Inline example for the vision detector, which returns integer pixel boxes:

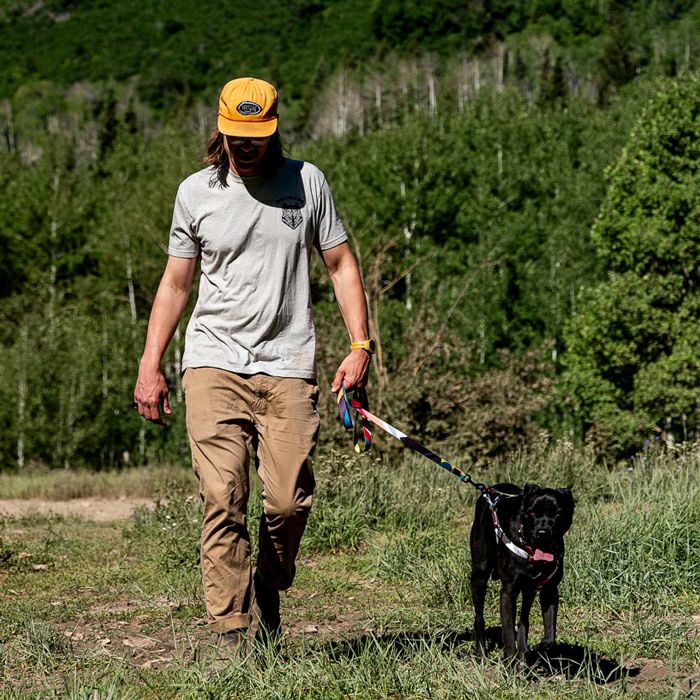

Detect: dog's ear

[556,488,575,534]
[523,483,540,499]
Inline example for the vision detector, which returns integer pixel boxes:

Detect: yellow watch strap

[351,339,375,353]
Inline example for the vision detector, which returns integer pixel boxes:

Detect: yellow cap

[217,77,278,138]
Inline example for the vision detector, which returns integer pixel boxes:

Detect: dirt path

[0,497,154,521]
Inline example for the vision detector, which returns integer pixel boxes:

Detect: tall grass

[129,441,700,616]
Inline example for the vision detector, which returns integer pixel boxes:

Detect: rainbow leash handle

[337,385,372,453]
[337,383,486,492]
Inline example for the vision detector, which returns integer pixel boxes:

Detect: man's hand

[331,349,371,393]
[133,364,171,425]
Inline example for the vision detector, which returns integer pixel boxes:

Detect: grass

[0,464,194,500]
[0,442,698,697]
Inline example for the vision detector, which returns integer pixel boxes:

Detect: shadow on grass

[322,628,640,685]
[525,642,640,684]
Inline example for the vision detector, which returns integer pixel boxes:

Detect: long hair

[204,130,285,187]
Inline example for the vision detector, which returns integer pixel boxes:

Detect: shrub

[560,72,700,456]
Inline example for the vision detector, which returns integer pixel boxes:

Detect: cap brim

[217,114,278,137]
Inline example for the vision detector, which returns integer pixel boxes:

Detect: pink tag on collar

[532,549,555,562]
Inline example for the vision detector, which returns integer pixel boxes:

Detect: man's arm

[134,255,198,423]
[321,241,371,392]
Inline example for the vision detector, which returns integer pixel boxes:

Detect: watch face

[368,339,376,353]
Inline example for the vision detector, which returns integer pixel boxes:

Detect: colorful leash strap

[337,385,372,453]
[337,383,486,492]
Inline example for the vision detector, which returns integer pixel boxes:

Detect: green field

[1,444,697,698]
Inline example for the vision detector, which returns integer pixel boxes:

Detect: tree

[560,72,700,456]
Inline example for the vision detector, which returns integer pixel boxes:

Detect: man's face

[224,135,271,177]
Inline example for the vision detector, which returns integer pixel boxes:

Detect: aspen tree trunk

[411,59,419,112]
[357,85,364,136]
[457,57,468,111]
[653,38,661,68]
[139,419,146,464]
[64,373,77,469]
[47,170,61,466]
[336,71,347,137]
[479,318,486,365]
[198,102,207,141]
[5,101,15,153]
[49,218,58,326]
[17,326,27,470]
[427,74,436,116]
[375,83,383,128]
[426,55,437,117]
[401,66,409,117]
[102,322,109,399]
[400,179,417,311]
[568,64,579,97]
[497,45,505,92]
[125,234,137,324]
[684,27,690,68]
[361,236,389,405]
[550,252,561,363]
[48,171,61,329]
[123,231,145,460]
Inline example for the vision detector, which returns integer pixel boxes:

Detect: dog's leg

[470,567,490,658]
[540,583,559,648]
[517,587,536,660]
[499,580,518,661]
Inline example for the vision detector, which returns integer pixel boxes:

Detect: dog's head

[521,483,574,547]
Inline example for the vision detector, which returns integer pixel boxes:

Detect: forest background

[0,0,699,472]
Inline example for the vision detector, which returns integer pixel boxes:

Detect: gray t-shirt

[168,160,347,378]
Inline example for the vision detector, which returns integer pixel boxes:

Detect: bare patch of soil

[628,658,699,694]
[0,498,154,522]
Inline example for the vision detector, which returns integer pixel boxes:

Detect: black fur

[470,482,574,662]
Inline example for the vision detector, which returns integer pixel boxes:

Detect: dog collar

[483,492,555,564]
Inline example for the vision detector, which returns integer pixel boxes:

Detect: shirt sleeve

[315,178,348,251]
[167,184,200,258]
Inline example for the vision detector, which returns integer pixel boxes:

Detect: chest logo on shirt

[276,195,305,230]
[282,209,303,229]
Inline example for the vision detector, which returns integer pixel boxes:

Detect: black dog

[470,482,574,662]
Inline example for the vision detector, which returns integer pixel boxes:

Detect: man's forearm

[329,257,369,342]
[139,282,191,371]
[322,242,371,390]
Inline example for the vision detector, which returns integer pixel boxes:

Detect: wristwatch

[351,339,376,354]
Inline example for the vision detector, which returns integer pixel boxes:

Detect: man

[133,77,372,651]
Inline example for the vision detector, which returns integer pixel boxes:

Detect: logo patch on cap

[237,101,263,116]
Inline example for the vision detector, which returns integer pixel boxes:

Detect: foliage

[0,73,664,469]
[0,0,698,135]
[0,0,698,465]
[560,73,700,456]
[0,0,376,134]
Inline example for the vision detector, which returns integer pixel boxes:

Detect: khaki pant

[182,367,320,633]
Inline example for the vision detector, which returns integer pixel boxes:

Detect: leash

[337,384,557,577]
[337,384,487,493]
